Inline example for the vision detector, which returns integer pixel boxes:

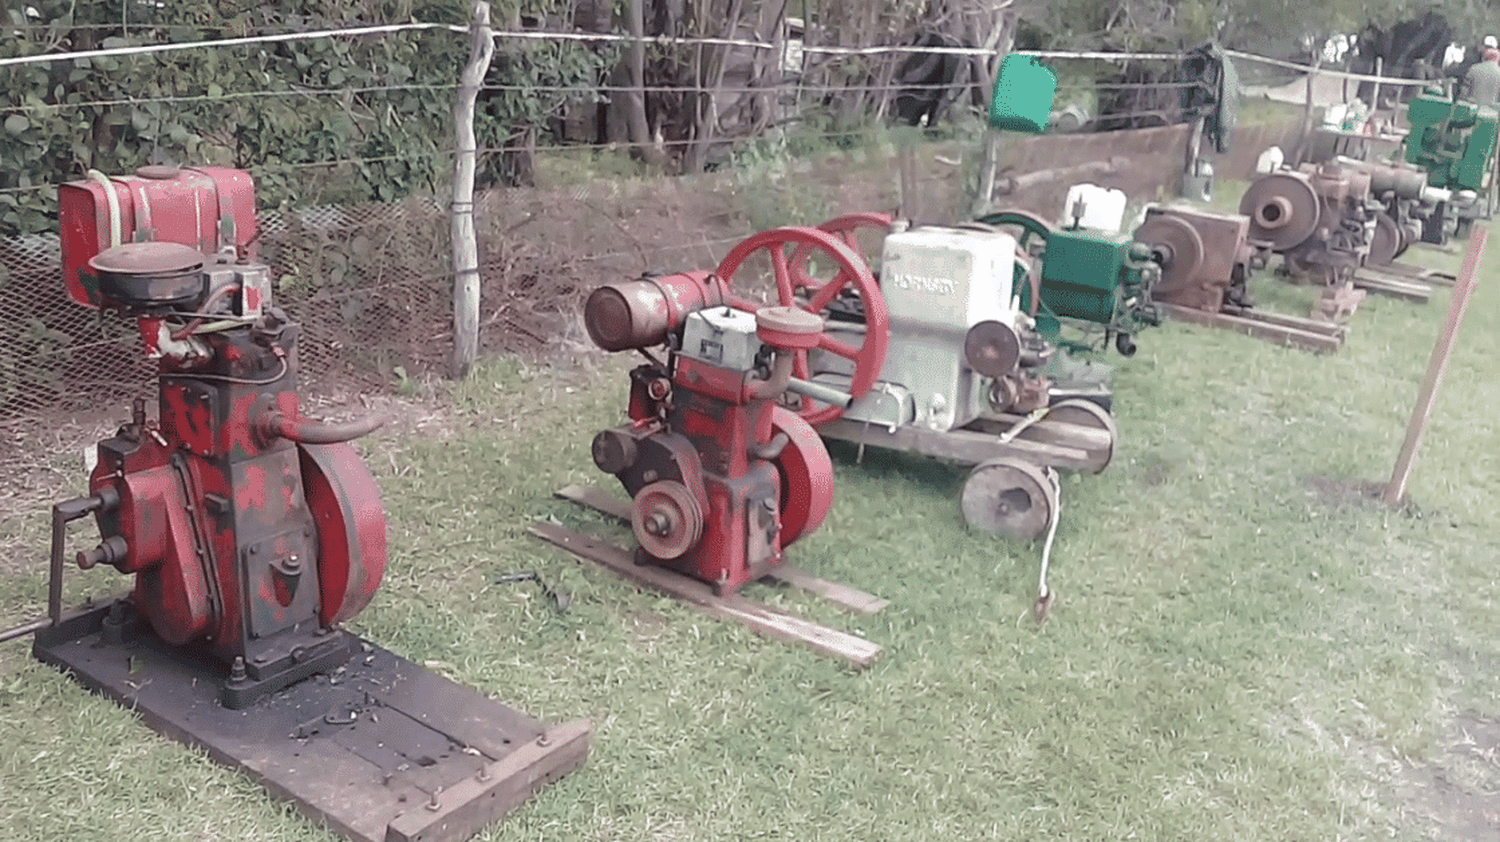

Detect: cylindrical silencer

[584,270,724,351]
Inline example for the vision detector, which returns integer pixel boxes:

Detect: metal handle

[784,377,854,409]
[0,490,112,643]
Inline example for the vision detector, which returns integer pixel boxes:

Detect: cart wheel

[1045,399,1117,474]
[960,457,1059,540]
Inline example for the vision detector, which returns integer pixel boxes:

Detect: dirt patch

[1392,714,1500,841]
[1303,474,1413,514]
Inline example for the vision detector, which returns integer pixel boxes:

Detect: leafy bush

[0,0,611,235]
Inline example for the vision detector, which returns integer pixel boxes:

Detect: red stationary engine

[57,166,387,708]
[583,228,885,595]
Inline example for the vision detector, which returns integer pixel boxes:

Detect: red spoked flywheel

[769,405,834,548]
[716,226,889,425]
[793,211,894,287]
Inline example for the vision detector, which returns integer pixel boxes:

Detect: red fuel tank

[58,166,257,307]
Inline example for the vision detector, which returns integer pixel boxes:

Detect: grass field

[1,190,1497,841]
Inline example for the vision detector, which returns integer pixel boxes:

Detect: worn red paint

[587,250,837,595]
[62,167,387,704]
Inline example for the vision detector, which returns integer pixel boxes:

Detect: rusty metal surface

[33,601,589,842]
[1240,170,1322,250]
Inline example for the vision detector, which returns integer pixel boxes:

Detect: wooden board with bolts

[33,604,590,842]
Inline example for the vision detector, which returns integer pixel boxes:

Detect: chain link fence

[0,33,1333,441]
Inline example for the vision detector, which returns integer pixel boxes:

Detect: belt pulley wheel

[631,480,703,560]
[769,406,834,548]
[1239,171,1321,252]
[960,457,1059,540]
[299,442,388,626]
[1134,213,1205,297]
[964,320,1023,378]
[1367,210,1403,267]
[974,209,1053,316]
[1042,399,1117,474]
[717,227,889,426]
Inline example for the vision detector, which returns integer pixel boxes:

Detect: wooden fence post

[1383,226,1488,505]
[450,0,494,379]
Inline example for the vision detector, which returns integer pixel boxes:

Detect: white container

[1063,183,1127,232]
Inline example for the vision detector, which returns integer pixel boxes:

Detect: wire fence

[0,22,1393,440]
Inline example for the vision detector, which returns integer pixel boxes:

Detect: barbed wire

[0,75,1210,118]
[0,20,1439,87]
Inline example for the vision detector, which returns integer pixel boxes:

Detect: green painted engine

[974,209,1161,356]
[1405,92,1499,191]
[1403,90,1499,242]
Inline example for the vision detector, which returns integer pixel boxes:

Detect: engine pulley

[1239,171,1321,251]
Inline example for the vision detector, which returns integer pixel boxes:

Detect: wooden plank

[1222,306,1349,337]
[1384,227,1487,505]
[767,565,890,615]
[1352,270,1433,303]
[981,414,1116,452]
[34,606,588,842]
[1384,261,1456,286]
[1159,303,1343,353]
[386,719,592,842]
[552,485,889,615]
[818,417,1095,471]
[556,483,631,521]
[528,522,882,669]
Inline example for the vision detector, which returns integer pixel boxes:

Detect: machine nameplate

[889,272,957,296]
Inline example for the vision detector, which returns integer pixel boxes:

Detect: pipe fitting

[257,410,390,445]
[745,350,796,401]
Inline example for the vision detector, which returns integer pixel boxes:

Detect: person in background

[1462,46,1500,106]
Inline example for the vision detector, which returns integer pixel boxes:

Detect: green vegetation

[1,185,1497,838]
[0,0,609,234]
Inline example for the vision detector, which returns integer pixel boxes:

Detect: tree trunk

[450,1,495,380]
[686,0,743,174]
[620,0,666,170]
[970,12,1016,218]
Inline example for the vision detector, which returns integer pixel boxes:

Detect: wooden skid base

[33,603,589,842]
[555,485,890,615]
[817,416,1096,471]
[1381,261,1456,286]
[1160,303,1345,353]
[1352,269,1434,303]
[535,487,884,669]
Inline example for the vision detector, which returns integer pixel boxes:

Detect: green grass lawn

[1,204,1497,840]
